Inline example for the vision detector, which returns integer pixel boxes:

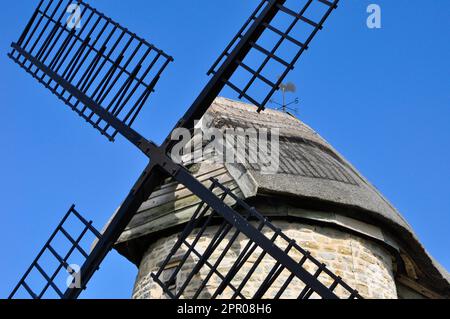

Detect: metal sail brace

[8,0,173,141]
[208,0,339,112]
[8,205,102,299]
[152,178,362,300]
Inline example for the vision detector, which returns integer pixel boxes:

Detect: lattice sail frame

[209,0,338,112]
[9,0,173,141]
[9,205,102,299]
[152,179,361,299]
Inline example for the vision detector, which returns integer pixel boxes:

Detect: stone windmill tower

[114,98,449,299]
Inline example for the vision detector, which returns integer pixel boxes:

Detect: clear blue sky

[0,0,448,299]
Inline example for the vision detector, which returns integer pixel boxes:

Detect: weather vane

[269,81,299,114]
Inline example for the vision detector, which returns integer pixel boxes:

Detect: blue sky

[0,0,448,299]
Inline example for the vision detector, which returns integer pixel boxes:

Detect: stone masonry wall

[132,221,397,299]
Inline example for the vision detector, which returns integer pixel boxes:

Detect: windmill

[7,0,362,299]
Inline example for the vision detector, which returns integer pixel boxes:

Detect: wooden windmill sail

[8,0,362,299]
